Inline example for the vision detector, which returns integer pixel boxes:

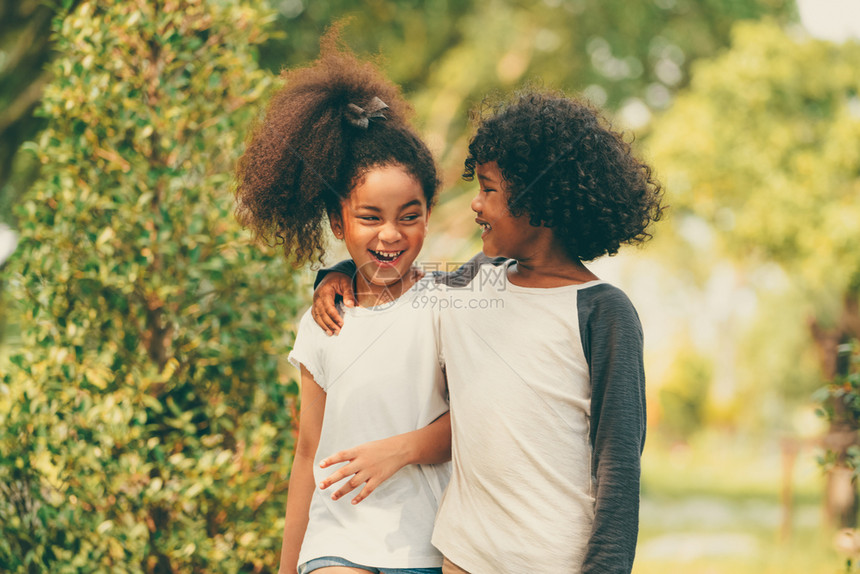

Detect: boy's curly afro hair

[463,90,664,261]
[234,25,439,266]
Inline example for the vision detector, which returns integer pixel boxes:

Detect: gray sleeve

[313,253,506,290]
[435,252,506,287]
[313,259,357,290]
[578,284,646,574]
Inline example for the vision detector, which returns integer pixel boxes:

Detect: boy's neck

[506,240,598,288]
[353,271,416,308]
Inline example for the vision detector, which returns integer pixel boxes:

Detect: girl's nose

[378,223,403,243]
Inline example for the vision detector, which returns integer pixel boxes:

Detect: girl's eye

[359,216,379,221]
[402,214,420,221]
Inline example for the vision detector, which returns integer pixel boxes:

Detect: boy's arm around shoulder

[579,285,646,574]
[312,260,358,335]
[311,252,507,334]
[313,259,357,290]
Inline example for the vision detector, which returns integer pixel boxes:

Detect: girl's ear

[329,213,344,239]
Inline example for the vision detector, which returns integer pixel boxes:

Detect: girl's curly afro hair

[464,90,665,261]
[234,25,439,266]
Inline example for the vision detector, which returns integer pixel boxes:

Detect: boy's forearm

[313,259,356,289]
[582,454,641,573]
[582,391,643,573]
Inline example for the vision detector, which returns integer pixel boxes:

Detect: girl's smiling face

[332,164,429,301]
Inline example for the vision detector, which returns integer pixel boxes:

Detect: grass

[635,430,845,574]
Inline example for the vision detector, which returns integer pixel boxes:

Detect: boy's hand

[312,266,426,335]
[311,272,355,335]
[317,436,409,505]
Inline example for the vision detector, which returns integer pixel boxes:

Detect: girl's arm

[317,411,451,504]
[279,365,326,574]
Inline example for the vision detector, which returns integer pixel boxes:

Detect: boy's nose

[470,194,482,213]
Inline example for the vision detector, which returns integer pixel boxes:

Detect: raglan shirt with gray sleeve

[314,254,645,573]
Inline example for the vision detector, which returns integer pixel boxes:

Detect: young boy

[310,89,664,573]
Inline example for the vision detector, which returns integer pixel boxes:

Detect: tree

[648,19,860,527]
[0,0,83,342]
[0,1,302,571]
[264,0,798,265]
[0,0,83,214]
[255,1,797,213]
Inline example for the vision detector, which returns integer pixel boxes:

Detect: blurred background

[1,0,859,572]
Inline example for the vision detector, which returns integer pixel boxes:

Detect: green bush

[0,1,302,571]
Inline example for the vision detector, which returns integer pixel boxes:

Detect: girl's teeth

[373,250,403,261]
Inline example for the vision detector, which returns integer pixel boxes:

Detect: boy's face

[471,161,548,260]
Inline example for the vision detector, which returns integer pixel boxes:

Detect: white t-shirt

[288,276,450,569]
[431,263,599,574]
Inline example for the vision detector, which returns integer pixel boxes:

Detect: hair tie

[345,96,389,129]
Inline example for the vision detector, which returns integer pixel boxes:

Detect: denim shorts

[298,556,442,574]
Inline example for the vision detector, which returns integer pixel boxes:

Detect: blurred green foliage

[251,0,796,182]
[649,19,860,299]
[0,0,82,215]
[815,341,860,470]
[0,0,835,570]
[0,1,301,571]
[649,20,860,416]
[658,345,713,439]
[816,342,860,429]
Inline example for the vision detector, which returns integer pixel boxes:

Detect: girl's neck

[353,269,417,308]
[506,241,598,288]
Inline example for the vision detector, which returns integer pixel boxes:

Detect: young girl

[234,30,451,574]
[312,90,664,574]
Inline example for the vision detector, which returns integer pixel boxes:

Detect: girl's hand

[311,272,355,335]
[317,436,409,504]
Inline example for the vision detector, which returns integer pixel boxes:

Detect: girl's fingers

[331,475,363,501]
[318,468,349,490]
[351,481,376,505]
[318,469,345,491]
[319,450,351,468]
[318,451,355,489]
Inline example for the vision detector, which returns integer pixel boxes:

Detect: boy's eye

[359,215,379,221]
[402,214,420,221]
